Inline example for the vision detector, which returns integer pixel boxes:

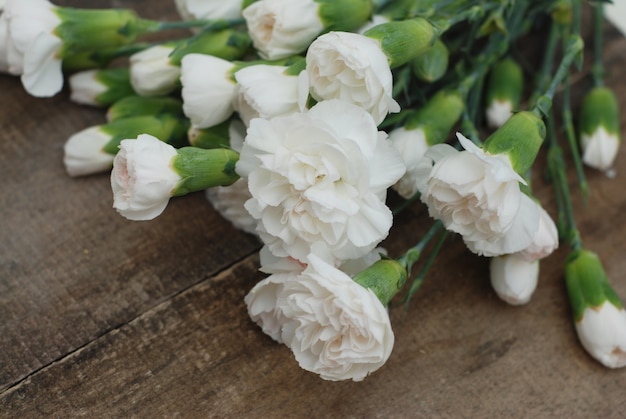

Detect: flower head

[175,0,244,21]
[236,99,405,263]
[490,254,539,305]
[63,126,116,177]
[245,253,394,381]
[129,44,180,97]
[415,133,539,257]
[68,68,134,107]
[233,63,309,126]
[581,126,620,172]
[180,53,237,129]
[306,31,399,125]
[111,134,181,221]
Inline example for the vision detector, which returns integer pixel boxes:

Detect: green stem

[531,34,583,118]
[403,228,449,308]
[562,75,589,203]
[532,21,560,104]
[397,220,444,274]
[144,18,245,33]
[592,1,605,87]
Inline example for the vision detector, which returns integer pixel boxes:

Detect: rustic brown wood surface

[2,1,626,417]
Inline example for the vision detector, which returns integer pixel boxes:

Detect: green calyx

[92,68,134,106]
[101,114,188,155]
[404,90,464,145]
[565,249,623,322]
[188,120,232,149]
[171,148,240,196]
[55,8,155,57]
[363,17,435,68]
[579,86,621,137]
[486,57,523,106]
[482,111,546,175]
[352,257,407,306]
[107,96,184,122]
[317,0,373,33]
[410,38,449,82]
[168,29,251,66]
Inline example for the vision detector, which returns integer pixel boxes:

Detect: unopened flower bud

[482,110,546,176]
[409,38,449,82]
[352,257,407,306]
[490,254,539,305]
[565,249,626,368]
[69,68,134,107]
[485,58,523,128]
[579,87,621,171]
[363,17,436,68]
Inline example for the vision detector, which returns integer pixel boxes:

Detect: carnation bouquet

[2,0,626,382]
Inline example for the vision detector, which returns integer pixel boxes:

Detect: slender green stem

[531,22,560,104]
[397,220,444,274]
[592,1,605,87]
[392,191,422,216]
[562,76,589,203]
[145,18,245,32]
[403,228,449,308]
[531,34,583,118]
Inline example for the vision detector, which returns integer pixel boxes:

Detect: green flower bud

[172,147,240,195]
[551,0,572,26]
[169,29,252,66]
[486,58,523,109]
[101,114,189,155]
[69,68,134,107]
[409,38,449,82]
[579,86,621,137]
[352,257,407,306]
[317,0,373,33]
[106,96,184,122]
[363,17,436,68]
[482,111,546,175]
[565,249,623,322]
[54,8,155,57]
[404,90,464,145]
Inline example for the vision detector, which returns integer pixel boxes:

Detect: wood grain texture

[1,1,626,417]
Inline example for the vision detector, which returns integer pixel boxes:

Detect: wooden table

[2,1,626,417]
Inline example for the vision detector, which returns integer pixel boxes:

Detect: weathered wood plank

[0,0,260,391]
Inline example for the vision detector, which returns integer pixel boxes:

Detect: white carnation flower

[306,31,400,125]
[242,0,324,60]
[416,133,539,257]
[245,254,394,381]
[389,126,429,199]
[517,203,558,262]
[236,99,405,263]
[63,126,114,177]
[129,45,180,97]
[180,53,237,129]
[4,0,63,96]
[206,178,257,235]
[175,0,244,21]
[233,64,309,126]
[581,126,620,172]
[576,302,626,368]
[490,254,539,305]
[68,70,108,106]
[0,15,11,73]
[111,134,181,221]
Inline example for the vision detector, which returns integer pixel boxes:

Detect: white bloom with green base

[130,44,180,97]
[63,126,115,177]
[111,134,181,221]
[69,70,110,106]
[581,126,620,172]
[415,133,539,257]
[233,64,309,126]
[490,254,539,305]
[175,0,244,21]
[245,253,394,381]
[306,31,399,125]
[69,68,134,107]
[566,249,626,369]
[180,53,237,129]
[236,99,405,263]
